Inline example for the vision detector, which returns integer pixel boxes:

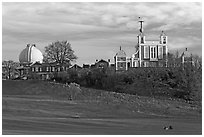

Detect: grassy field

[2,80,202,135]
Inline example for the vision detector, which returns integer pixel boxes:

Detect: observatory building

[115,17,168,71]
[19,44,43,64]
[17,44,70,80]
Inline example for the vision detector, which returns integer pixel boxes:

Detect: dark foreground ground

[2,80,202,135]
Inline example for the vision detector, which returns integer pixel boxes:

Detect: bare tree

[43,41,77,66]
[2,60,19,79]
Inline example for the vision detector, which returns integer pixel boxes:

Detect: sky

[2,2,202,66]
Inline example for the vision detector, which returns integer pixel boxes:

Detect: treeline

[53,63,202,102]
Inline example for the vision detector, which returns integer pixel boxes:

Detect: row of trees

[53,62,201,102]
[47,41,201,102]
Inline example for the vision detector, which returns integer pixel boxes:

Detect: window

[151,47,154,58]
[99,63,104,68]
[52,67,55,72]
[35,67,38,72]
[144,46,149,59]
[144,62,149,67]
[117,57,126,61]
[119,63,125,68]
[46,67,49,72]
[163,46,166,56]
[32,67,35,72]
[141,37,144,43]
[150,46,157,59]
[154,47,156,58]
[39,67,42,72]
[163,37,166,44]
[158,46,163,59]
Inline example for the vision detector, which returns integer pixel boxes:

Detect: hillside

[2,80,202,134]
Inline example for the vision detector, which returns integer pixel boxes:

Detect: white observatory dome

[19,44,43,64]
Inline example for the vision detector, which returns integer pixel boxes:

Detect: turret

[138,17,145,44]
[160,30,167,44]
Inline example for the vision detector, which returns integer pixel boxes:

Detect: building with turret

[115,17,168,71]
[114,46,128,71]
[131,17,168,68]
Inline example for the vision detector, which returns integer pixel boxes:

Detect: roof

[96,59,109,64]
[19,44,43,64]
[181,48,192,58]
[83,64,90,68]
[30,62,42,66]
[115,47,126,57]
[70,64,82,69]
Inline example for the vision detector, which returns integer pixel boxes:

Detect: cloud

[2,2,202,65]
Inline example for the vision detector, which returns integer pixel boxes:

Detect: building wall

[18,62,70,80]
[115,56,127,71]
[133,41,168,68]
[95,61,109,69]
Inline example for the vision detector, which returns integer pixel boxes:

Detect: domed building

[114,46,128,71]
[17,44,44,79]
[17,44,71,80]
[180,48,194,68]
[19,44,43,64]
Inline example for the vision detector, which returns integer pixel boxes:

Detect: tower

[138,17,145,44]
[160,30,168,44]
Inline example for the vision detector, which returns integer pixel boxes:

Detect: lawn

[2,80,202,135]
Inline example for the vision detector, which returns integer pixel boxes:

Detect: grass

[2,80,202,135]
[2,80,201,117]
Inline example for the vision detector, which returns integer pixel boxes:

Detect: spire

[139,17,144,33]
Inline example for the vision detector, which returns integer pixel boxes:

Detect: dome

[183,48,192,57]
[115,47,126,57]
[181,48,192,59]
[19,44,43,64]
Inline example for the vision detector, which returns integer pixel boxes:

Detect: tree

[43,40,77,66]
[2,60,19,79]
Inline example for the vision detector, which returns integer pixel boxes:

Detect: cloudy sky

[2,2,202,66]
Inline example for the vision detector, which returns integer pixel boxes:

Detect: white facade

[114,47,128,71]
[131,18,168,68]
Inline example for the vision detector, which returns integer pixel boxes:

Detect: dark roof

[90,64,96,68]
[70,64,82,69]
[31,62,42,66]
[96,59,109,64]
[83,64,90,68]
